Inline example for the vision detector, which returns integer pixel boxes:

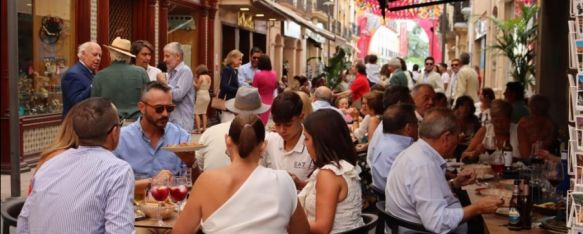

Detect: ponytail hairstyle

[228,114,265,158]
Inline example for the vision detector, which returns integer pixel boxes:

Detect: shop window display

[17,0,74,116]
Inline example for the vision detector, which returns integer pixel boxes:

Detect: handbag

[211,69,234,111]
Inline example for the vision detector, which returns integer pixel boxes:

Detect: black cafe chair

[1,197,26,234]
[375,201,430,234]
[337,213,378,234]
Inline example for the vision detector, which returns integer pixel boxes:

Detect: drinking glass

[170,176,190,215]
[484,135,497,156]
[150,178,170,226]
[490,150,504,181]
[544,160,565,201]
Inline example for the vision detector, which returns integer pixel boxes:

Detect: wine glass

[484,135,496,156]
[170,176,190,215]
[544,160,565,201]
[150,178,170,226]
[490,150,504,182]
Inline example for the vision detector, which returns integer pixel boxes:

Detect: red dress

[252,70,277,124]
[350,74,370,102]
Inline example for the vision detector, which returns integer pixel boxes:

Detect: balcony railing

[452,0,470,24]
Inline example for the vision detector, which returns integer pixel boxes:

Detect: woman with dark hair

[398,57,415,89]
[477,87,495,125]
[379,63,391,87]
[336,62,370,108]
[299,109,365,233]
[252,55,278,124]
[453,96,481,161]
[193,64,211,133]
[174,114,309,234]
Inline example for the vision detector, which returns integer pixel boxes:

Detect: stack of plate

[540,217,568,234]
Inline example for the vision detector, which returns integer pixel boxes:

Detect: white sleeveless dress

[298,160,365,233]
[201,166,298,234]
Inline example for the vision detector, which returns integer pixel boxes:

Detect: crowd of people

[16,37,560,234]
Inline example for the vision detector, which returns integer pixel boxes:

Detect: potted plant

[489,4,538,89]
[306,46,352,91]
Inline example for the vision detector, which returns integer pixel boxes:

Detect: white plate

[161,144,206,152]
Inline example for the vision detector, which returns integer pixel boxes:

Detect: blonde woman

[194,64,211,134]
[296,91,313,117]
[29,104,80,194]
[218,50,243,122]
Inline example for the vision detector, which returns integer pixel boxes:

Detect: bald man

[312,86,347,121]
[61,41,102,116]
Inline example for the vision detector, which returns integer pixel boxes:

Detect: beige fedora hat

[105,37,135,58]
[225,87,271,115]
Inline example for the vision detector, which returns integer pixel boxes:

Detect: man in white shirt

[420,57,444,92]
[385,108,503,233]
[439,63,451,91]
[238,47,262,87]
[196,87,270,170]
[446,59,461,100]
[365,54,381,86]
[262,91,315,189]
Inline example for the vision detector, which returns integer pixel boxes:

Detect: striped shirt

[17,146,135,234]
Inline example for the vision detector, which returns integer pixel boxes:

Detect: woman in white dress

[173,114,309,234]
[299,109,365,233]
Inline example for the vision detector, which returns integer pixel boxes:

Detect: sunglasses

[425,63,434,66]
[107,122,123,134]
[451,64,460,67]
[144,102,175,113]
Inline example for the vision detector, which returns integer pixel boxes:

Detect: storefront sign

[474,19,487,40]
[238,12,254,29]
[306,22,325,43]
[284,21,301,39]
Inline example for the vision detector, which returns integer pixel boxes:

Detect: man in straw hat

[92,37,149,121]
[196,86,270,171]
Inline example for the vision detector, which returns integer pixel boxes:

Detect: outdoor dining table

[463,180,547,234]
[134,211,177,229]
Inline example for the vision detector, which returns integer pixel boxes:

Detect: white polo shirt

[261,131,315,181]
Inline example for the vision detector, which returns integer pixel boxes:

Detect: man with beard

[114,81,195,190]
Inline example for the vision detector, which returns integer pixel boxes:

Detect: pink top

[252,70,277,124]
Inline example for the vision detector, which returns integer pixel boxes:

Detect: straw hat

[105,37,135,58]
[225,87,271,114]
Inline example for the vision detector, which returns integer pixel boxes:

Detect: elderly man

[162,42,195,131]
[196,87,270,170]
[412,83,435,121]
[387,58,408,88]
[454,52,479,102]
[421,56,444,92]
[238,47,263,87]
[61,41,102,116]
[92,37,150,120]
[370,103,417,192]
[385,108,502,234]
[18,98,134,233]
[131,40,162,81]
[312,86,345,119]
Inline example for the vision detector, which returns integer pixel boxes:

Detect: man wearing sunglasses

[446,59,462,100]
[238,47,263,87]
[114,81,196,192]
[420,56,444,93]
